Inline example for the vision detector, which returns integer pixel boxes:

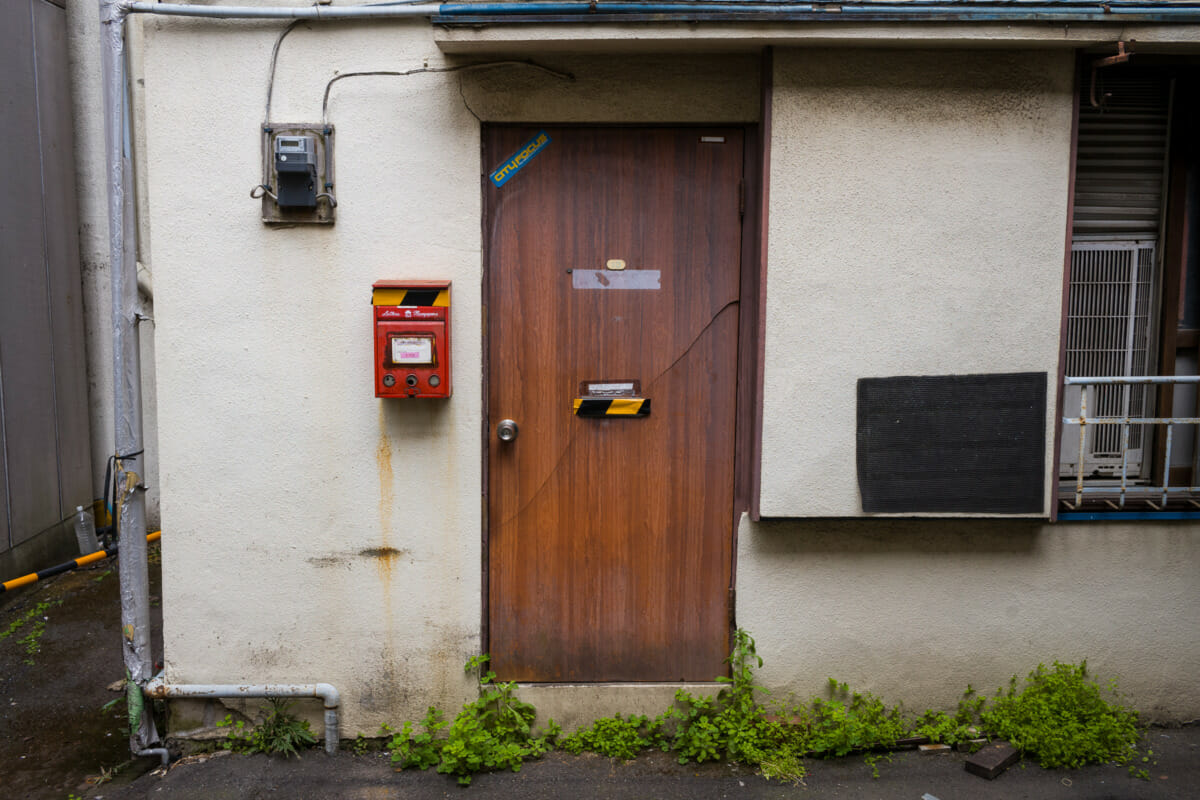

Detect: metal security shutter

[1061,68,1171,478]
[1073,70,1171,241]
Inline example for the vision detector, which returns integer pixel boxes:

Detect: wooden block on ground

[965,742,1020,779]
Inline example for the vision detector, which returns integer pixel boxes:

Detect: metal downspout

[98,0,345,760]
[100,0,159,759]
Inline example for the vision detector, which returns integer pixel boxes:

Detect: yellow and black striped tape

[372,288,449,307]
[1,530,161,593]
[573,398,651,417]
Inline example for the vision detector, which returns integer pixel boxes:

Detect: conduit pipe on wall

[143,676,342,755]
[123,0,1200,24]
[101,0,1200,764]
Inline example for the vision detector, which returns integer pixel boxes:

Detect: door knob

[497,419,519,442]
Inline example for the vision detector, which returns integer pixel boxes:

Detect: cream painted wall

[136,13,1198,734]
[737,514,1200,722]
[139,16,758,734]
[760,48,1074,517]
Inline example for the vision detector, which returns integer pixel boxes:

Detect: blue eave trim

[434,1,1200,23]
[1057,511,1200,521]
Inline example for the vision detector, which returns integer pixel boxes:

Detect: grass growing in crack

[217,698,317,758]
[1,599,63,665]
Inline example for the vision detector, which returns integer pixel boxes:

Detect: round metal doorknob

[496,419,519,442]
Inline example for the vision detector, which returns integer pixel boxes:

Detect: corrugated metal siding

[0,0,92,555]
[1072,70,1171,241]
[34,0,92,534]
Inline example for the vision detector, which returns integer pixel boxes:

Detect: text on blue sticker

[490,131,551,187]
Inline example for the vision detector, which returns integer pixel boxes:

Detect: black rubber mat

[857,372,1046,513]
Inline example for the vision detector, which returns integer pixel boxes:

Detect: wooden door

[485,127,744,682]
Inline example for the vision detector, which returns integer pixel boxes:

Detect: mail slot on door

[372,280,451,398]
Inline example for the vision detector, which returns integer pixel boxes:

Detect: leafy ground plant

[217,698,317,758]
[667,629,773,763]
[663,630,807,783]
[913,685,986,746]
[381,636,1147,787]
[981,660,1140,768]
[559,713,662,759]
[803,678,907,758]
[389,654,560,785]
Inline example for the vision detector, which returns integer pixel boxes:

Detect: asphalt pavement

[95,725,1200,800]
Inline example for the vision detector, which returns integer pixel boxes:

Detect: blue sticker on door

[490,131,551,188]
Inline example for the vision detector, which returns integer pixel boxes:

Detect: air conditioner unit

[1061,242,1157,478]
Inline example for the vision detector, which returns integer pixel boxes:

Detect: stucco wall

[737,515,1200,722]
[760,48,1074,517]
[139,16,758,734]
[138,16,1199,734]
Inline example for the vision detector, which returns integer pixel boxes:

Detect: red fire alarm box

[372,280,451,398]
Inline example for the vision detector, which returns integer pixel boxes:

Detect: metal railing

[1062,375,1200,509]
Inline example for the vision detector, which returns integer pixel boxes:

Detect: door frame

[478,120,768,666]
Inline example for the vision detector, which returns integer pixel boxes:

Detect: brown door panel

[486,127,743,682]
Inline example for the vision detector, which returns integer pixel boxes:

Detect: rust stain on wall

[377,406,400,689]
[307,555,349,568]
[360,546,407,562]
[376,409,396,585]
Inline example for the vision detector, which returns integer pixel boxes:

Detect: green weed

[804,677,907,758]
[388,654,560,785]
[659,630,811,781]
[981,661,1139,769]
[217,698,317,758]
[379,634,1146,787]
[1,600,62,665]
[913,685,985,745]
[559,713,663,759]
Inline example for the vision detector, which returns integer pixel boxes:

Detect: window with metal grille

[1061,68,1170,482]
[1062,243,1157,477]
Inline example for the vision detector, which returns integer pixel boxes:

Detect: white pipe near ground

[142,676,342,755]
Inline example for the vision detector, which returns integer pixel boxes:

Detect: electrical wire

[264,19,306,123]
[322,60,575,124]
[263,0,451,123]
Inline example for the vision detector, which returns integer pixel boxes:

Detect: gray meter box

[274,135,318,208]
[261,124,335,225]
